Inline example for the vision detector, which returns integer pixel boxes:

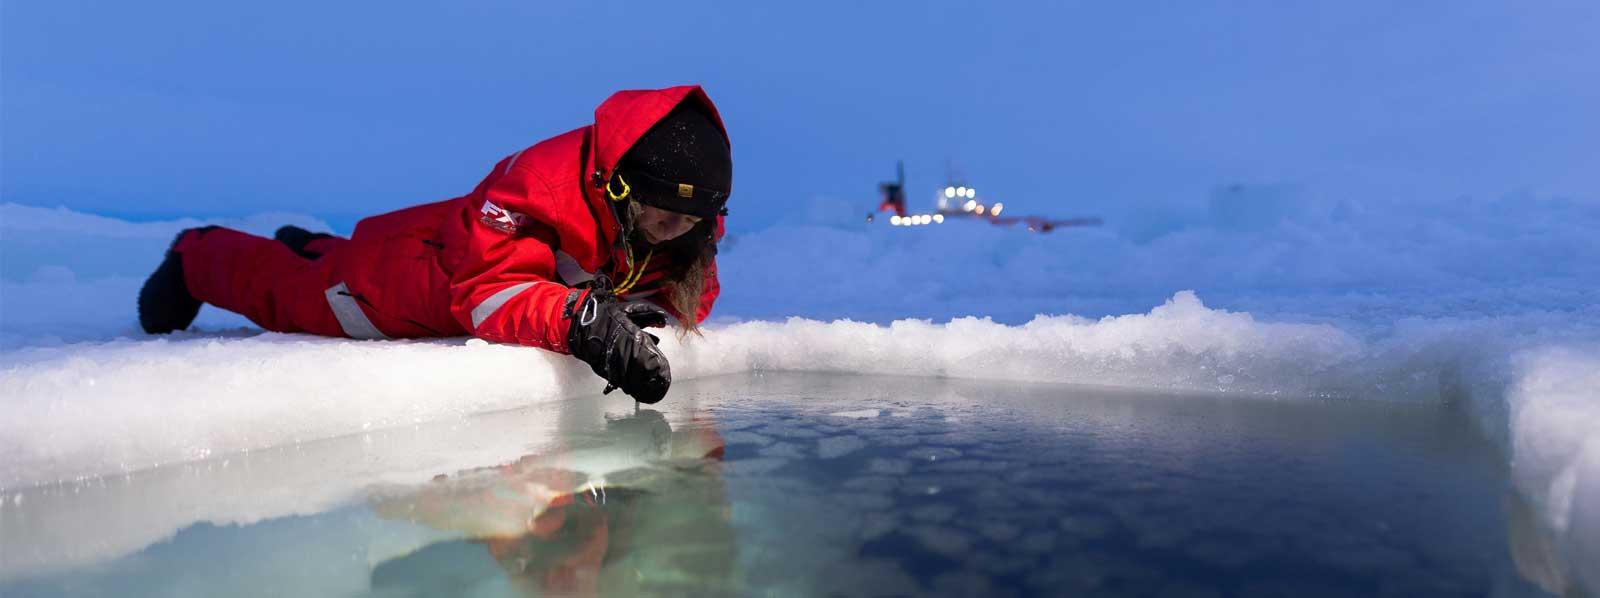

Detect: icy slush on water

[0,373,1574,596]
[1,202,1598,591]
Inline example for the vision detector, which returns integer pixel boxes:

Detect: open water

[0,373,1562,597]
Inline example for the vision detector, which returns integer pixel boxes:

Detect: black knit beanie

[615,102,731,219]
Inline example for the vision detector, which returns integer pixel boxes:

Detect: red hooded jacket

[323,86,726,352]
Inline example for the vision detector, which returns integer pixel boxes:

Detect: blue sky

[4,1,1597,232]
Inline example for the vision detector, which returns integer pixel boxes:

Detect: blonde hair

[627,201,715,336]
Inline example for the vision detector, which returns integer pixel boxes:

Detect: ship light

[976,205,986,215]
[944,187,956,198]
[933,214,945,223]
[991,203,1004,216]
[963,199,977,211]
[890,215,902,225]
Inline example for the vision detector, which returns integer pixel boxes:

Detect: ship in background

[869,161,1101,232]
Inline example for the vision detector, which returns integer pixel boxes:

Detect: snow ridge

[2,202,1597,587]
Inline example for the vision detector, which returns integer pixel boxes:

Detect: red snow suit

[177,85,727,353]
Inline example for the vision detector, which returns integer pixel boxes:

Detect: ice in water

[0,373,1575,596]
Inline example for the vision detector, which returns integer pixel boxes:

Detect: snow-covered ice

[2,197,1598,586]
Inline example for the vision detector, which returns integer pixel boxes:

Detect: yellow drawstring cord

[612,243,653,295]
[604,174,652,294]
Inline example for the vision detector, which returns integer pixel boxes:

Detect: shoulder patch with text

[479,199,528,234]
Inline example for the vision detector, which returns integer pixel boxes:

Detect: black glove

[566,290,672,403]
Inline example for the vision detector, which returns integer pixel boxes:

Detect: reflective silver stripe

[471,282,546,329]
[503,149,525,176]
[554,250,595,286]
[324,282,389,340]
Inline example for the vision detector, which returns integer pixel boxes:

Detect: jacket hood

[588,86,729,196]
[585,85,730,248]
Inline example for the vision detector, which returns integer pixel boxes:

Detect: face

[636,204,702,244]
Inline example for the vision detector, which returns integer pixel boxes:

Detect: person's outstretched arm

[448,157,577,352]
[448,155,672,402]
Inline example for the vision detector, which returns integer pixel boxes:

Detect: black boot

[137,227,212,334]
[274,225,334,259]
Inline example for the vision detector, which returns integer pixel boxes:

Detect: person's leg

[137,229,210,334]
[273,225,349,259]
[303,235,348,256]
[175,227,347,336]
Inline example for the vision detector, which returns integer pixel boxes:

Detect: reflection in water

[0,374,1575,597]
[1504,489,1586,597]
[368,408,735,596]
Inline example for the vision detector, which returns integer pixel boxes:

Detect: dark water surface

[0,373,1558,597]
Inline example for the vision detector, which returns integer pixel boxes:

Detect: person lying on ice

[136,85,732,404]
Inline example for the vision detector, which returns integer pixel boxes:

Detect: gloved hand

[566,290,672,403]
